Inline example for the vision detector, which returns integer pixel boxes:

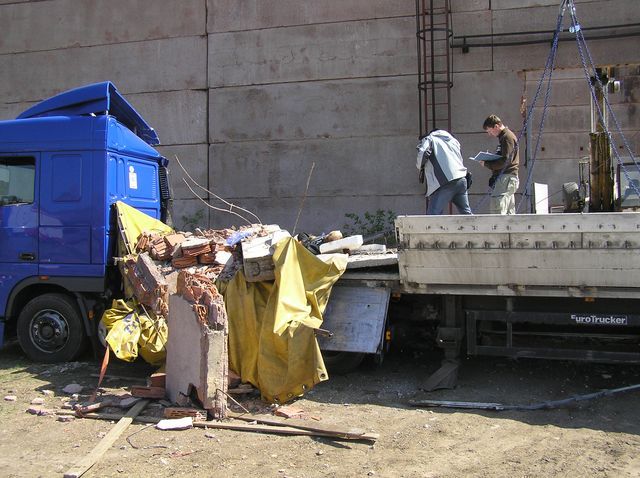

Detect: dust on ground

[0,339,639,478]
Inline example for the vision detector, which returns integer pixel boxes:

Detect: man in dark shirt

[481,114,520,214]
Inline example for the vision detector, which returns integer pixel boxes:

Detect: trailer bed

[396,212,640,299]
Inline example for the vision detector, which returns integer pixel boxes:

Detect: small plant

[343,209,397,246]
[180,209,206,231]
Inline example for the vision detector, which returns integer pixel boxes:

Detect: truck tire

[17,293,87,363]
[323,351,366,375]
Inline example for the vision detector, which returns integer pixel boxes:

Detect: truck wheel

[322,351,366,375]
[17,294,87,363]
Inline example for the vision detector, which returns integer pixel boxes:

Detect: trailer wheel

[322,351,366,375]
[17,294,87,363]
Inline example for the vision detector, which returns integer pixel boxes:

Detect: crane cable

[567,0,640,200]
[474,2,566,213]
[476,0,640,212]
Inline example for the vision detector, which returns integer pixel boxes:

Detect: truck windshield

[0,157,35,206]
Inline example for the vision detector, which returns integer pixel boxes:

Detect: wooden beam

[57,410,378,442]
[228,412,379,441]
[63,399,149,478]
[193,420,378,441]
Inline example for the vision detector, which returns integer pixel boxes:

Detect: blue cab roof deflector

[16,81,160,146]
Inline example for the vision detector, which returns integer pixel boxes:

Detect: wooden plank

[195,420,378,441]
[56,410,378,442]
[63,399,150,478]
[57,410,160,424]
[228,412,379,441]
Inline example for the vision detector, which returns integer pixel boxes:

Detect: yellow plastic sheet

[115,200,173,256]
[220,236,347,403]
[100,299,168,366]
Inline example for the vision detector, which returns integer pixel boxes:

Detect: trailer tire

[17,293,87,363]
[323,351,366,375]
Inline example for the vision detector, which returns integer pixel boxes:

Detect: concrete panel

[0,0,205,54]
[209,17,416,87]
[0,102,28,121]
[207,0,415,33]
[519,132,591,160]
[156,144,209,200]
[128,90,208,146]
[451,10,493,72]
[172,198,210,231]
[611,133,640,157]
[453,10,492,37]
[493,37,640,73]
[452,47,492,73]
[208,194,424,233]
[208,136,421,199]
[209,77,417,142]
[451,0,489,13]
[451,71,524,134]
[0,37,207,103]
[492,1,633,34]
[492,0,599,9]
[529,105,591,132]
[524,75,592,107]
[530,103,640,133]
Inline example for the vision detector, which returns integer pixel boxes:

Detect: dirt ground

[0,339,639,478]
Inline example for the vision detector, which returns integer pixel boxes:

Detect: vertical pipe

[422,0,429,133]
[415,0,423,137]
[429,0,436,131]
[445,0,452,132]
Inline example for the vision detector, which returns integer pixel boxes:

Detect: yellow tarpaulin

[220,236,347,403]
[115,200,173,256]
[105,202,172,365]
[101,299,168,366]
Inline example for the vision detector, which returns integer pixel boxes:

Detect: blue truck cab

[0,82,171,362]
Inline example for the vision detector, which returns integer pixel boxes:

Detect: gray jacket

[416,130,467,196]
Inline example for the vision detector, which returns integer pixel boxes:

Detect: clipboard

[469,151,502,162]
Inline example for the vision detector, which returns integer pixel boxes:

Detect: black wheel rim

[29,309,70,353]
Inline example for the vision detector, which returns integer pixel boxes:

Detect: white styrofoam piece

[319,235,363,254]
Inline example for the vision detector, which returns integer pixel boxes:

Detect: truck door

[38,152,93,276]
[0,155,38,318]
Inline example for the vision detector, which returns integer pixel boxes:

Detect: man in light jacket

[416,129,472,215]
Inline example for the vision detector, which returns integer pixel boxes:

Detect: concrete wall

[1,0,638,230]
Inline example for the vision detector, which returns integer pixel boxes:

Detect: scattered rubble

[62,384,83,394]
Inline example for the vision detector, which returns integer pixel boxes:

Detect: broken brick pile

[124,227,255,315]
[120,224,275,417]
[176,270,227,330]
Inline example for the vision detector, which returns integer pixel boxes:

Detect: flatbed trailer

[321,212,640,385]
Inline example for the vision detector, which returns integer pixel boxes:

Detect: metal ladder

[415,0,453,137]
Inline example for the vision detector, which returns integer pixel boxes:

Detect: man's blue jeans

[426,177,472,215]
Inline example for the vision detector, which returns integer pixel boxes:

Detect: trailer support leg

[421,296,463,391]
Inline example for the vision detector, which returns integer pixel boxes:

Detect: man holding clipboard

[475,114,520,214]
